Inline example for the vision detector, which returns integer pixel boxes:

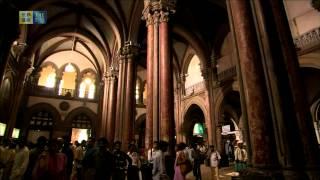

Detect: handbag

[180,159,192,176]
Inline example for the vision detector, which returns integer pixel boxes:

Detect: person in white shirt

[234,141,247,172]
[152,141,167,180]
[209,145,221,180]
[10,139,29,180]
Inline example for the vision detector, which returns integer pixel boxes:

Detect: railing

[217,66,237,81]
[294,27,320,51]
[185,81,205,96]
[28,86,97,101]
[59,88,75,97]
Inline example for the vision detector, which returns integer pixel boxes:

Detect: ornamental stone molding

[294,27,320,52]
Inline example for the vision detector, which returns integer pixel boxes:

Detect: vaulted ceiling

[14,0,230,79]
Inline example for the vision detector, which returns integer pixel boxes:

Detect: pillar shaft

[228,0,277,167]
[152,11,160,142]
[145,13,154,150]
[115,58,125,141]
[159,12,174,143]
[100,74,109,138]
[251,0,320,176]
[123,53,136,147]
[106,68,117,143]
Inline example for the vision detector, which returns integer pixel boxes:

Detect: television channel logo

[19,11,47,24]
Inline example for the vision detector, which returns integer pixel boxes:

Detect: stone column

[99,72,110,138]
[143,0,175,150]
[227,0,278,170]
[6,57,32,137]
[115,43,139,149]
[142,12,154,150]
[115,54,126,141]
[251,1,320,178]
[201,67,215,147]
[152,10,160,142]
[106,67,118,143]
[122,43,139,148]
[159,10,174,145]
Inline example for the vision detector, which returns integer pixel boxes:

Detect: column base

[239,167,311,180]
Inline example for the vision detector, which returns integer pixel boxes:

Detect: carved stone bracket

[294,27,320,52]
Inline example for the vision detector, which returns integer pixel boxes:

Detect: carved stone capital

[119,41,140,62]
[159,11,170,23]
[153,11,160,24]
[142,0,175,25]
[106,66,119,79]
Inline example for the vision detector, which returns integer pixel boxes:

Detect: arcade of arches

[1,0,320,178]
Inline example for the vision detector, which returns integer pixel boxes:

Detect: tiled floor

[186,165,238,180]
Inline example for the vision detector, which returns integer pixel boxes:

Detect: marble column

[6,57,32,137]
[122,44,138,148]
[228,0,278,169]
[106,67,118,144]
[201,67,215,147]
[152,10,160,142]
[143,0,175,148]
[115,55,125,141]
[251,0,320,178]
[142,12,154,150]
[115,43,139,149]
[99,72,110,138]
[159,10,174,145]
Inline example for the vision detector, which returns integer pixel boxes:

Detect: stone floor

[186,165,238,180]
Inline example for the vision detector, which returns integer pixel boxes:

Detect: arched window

[58,63,77,97]
[185,55,204,88]
[135,79,141,104]
[38,65,56,88]
[78,72,96,99]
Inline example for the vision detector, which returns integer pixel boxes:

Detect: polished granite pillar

[143,0,175,148]
[106,67,118,143]
[144,12,154,150]
[228,0,278,168]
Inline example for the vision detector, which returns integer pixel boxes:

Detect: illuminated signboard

[193,123,204,136]
[0,123,6,136]
[12,128,20,139]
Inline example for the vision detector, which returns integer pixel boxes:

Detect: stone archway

[23,103,60,142]
[63,107,97,140]
[182,104,206,145]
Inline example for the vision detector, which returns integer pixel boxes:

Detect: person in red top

[32,139,67,180]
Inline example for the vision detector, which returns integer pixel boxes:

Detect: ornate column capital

[119,41,140,61]
[142,0,175,24]
[105,66,119,79]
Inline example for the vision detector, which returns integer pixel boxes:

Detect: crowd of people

[0,136,247,180]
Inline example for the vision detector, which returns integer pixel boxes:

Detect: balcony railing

[185,81,205,96]
[28,86,97,101]
[217,66,237,81]
[294,27,320,51]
